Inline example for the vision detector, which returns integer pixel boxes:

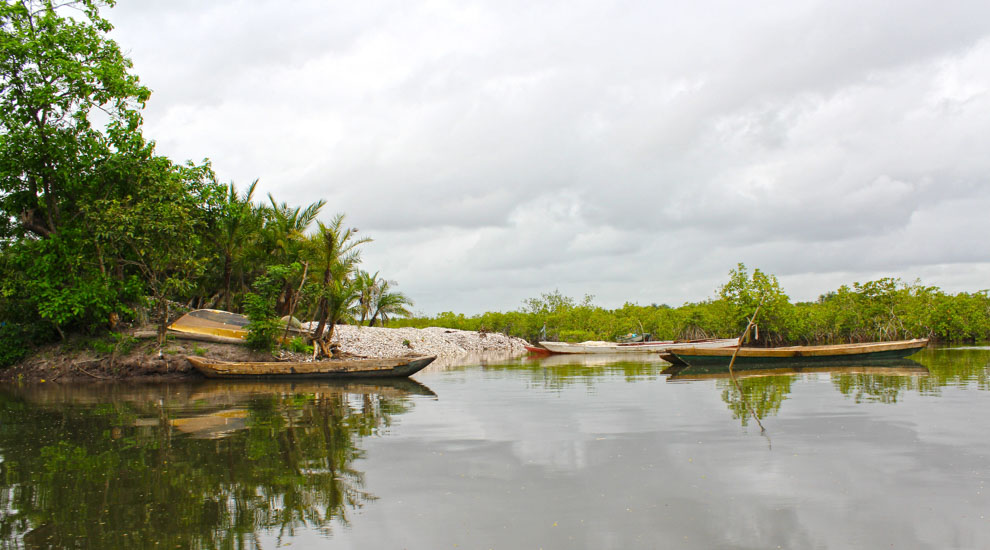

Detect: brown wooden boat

[668,338,929,368]
[187,355,436,379]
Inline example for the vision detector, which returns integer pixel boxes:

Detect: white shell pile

[330,325,529,359]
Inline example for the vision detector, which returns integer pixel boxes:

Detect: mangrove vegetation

[394,264,990,346]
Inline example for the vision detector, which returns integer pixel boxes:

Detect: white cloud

[107,0,990,314]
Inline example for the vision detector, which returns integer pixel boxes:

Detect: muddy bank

[1,326,529,383]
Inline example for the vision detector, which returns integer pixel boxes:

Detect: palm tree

[262,195,325,265]
[307,214,371,357]
[367,279,413,327]
[354,270,380,325]
[216,179,261,311]
[262,195,325,313]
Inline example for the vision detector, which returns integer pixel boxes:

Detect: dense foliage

[393,264,990,345]
[0,0,412,364]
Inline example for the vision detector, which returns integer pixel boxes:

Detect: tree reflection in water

[719,375,794,427]
[0,380,431,549]
[693,346,990,426]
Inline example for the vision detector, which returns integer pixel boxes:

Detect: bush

[558,329,596,343]
[286,337,312,354]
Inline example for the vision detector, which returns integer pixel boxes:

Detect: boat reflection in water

[663,360,931,426]
[0,378,435,549]
[662,360,930,381]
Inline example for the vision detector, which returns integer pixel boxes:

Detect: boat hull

[538,338,737,355]
[669,339,929,368]
[187,355,436,379]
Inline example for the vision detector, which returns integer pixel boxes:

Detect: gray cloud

[107,0,990,313]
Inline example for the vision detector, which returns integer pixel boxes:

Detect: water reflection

[658,345,990,427]
[0,379,434,549]
[494,353,668,390]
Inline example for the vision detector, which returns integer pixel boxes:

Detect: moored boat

[668,338,929,368]
[187,355,436,379]
[525,345,552,355]
[538,338,737,355]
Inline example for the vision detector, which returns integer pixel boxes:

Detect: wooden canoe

[668,338,929,367]
[538,338,737,354]
[187,355,436,379]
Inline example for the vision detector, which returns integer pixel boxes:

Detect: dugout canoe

[538,338,737,355]
[668,338,929,368]
[187,355,436,379]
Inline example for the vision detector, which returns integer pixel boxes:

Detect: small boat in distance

[538,338,738,355]
[187,355,436,379]
[668,338,929,368]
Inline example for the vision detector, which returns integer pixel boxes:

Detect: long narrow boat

[538,338,738,355]
[668,338,929,368]
[187,355,436,379]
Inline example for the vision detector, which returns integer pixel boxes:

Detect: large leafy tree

[0,0,150,239]
[0,0,156,349]
[86,153,222,345]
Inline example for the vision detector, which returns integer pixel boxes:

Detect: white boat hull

[538,339,738,354]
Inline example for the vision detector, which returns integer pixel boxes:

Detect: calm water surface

[1,347,989,549]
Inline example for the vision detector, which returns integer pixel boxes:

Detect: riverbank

[0,326,530,383]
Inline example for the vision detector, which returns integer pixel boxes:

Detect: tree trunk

[311,265,334,357]
[222,253,233,311]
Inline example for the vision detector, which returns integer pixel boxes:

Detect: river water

[1,347,988,549]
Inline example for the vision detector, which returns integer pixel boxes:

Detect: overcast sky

[106,0,990,315]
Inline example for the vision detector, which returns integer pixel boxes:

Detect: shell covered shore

[331,325,530,359]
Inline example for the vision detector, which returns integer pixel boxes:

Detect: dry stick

[726,303,769,436]
[74,363,112,380]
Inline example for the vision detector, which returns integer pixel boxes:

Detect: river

[1,347,988,549]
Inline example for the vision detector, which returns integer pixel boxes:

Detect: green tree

[367,279,413,327]
[0,0,150,239]
[308,214,370,357]
[354,269,380,325]
[214,179,261,311]
[86,154,222,345]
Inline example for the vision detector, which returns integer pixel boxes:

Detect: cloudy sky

[106,0,990,315]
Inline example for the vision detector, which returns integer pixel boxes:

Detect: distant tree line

[0,1,411,365]
[393,264,990,345]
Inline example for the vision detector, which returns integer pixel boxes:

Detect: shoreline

[1,325,530,383]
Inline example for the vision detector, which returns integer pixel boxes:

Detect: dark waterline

[1,347,988,549]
